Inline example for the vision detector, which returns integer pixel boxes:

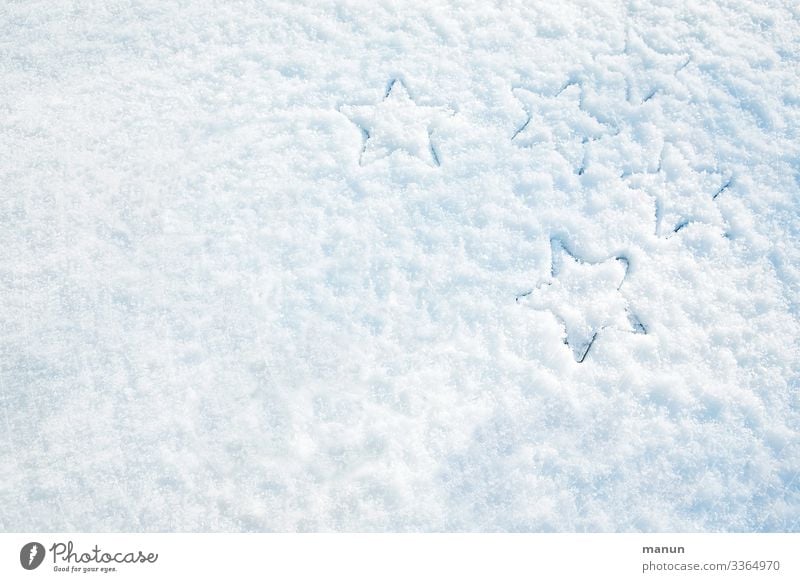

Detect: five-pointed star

[512,83,609,173]
[340,79,450,166]
[516,239,646,363]
[597,29,690,104]
[625,143,730,236]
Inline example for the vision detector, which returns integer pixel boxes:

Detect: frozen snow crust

[1,0,798,532]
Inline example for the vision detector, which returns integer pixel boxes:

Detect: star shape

[340,79,451,166]
[625,143,731,236]
[512,83,609,174]
[597,29,690,104]
[516,238,646,363]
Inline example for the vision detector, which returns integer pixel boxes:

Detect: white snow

[516,239,643,363]
[0,0,798,532]
[340,79,451,166]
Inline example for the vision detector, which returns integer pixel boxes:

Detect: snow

[0,0,798,532]
[340,79,451,166]
[516,239,644,363]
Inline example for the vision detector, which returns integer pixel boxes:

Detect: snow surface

[0,0,798,532]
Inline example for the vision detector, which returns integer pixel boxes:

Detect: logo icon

[20,542,45,570]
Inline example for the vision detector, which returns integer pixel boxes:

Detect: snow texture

[1,0,798,532]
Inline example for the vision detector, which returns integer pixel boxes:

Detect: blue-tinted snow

[0,1,798,531]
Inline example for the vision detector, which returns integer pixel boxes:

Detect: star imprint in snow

[597,28,690,104]
[512,83,610,174]
[516,238,646,363]
[340,79,451,166]
[624,143,732,236]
